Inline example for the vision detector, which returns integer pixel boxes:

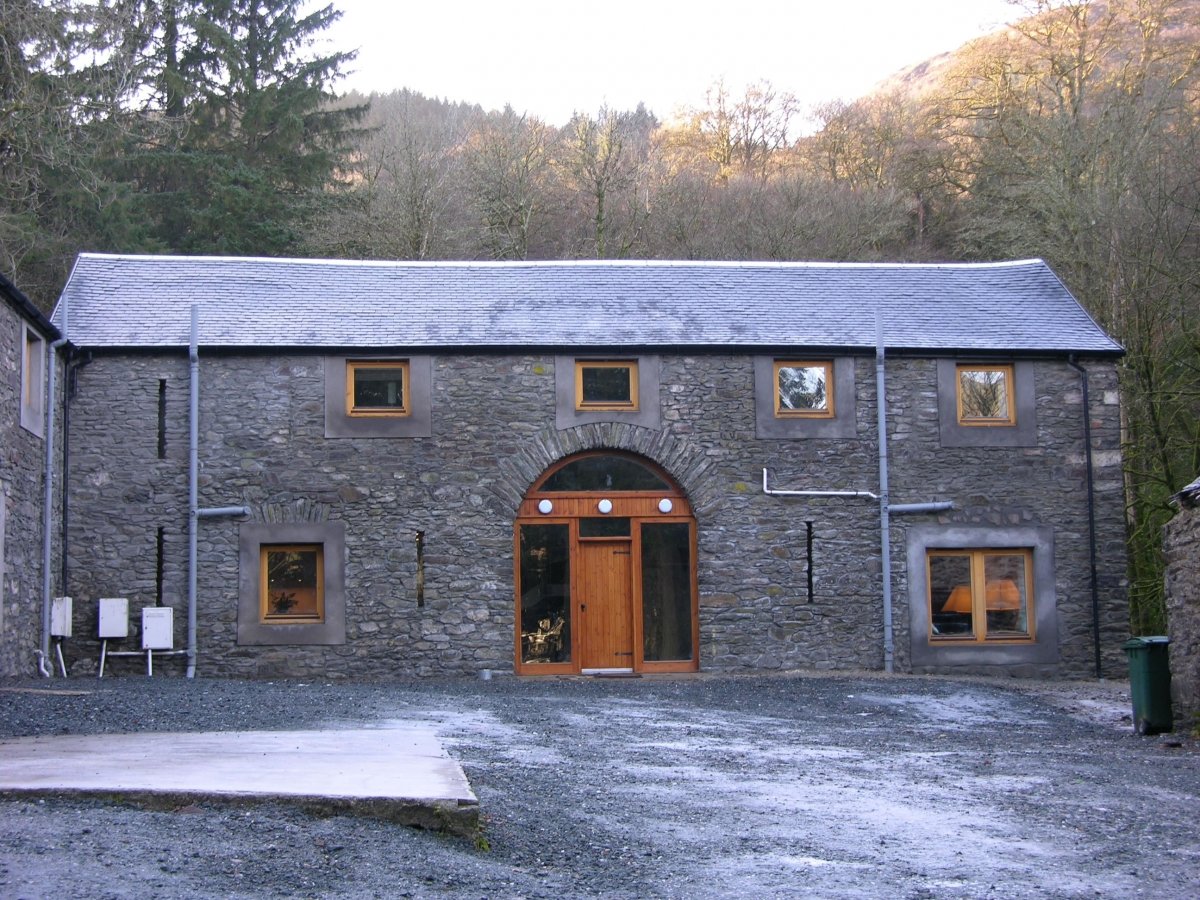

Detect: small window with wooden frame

[346,360,410,417]
[927,548,1033,643]
[575,359,639,411]
[956,364,1015,426]
[260,544,325,624]
[774,360,834,418]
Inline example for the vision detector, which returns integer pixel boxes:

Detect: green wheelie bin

[1122,636,1173,735]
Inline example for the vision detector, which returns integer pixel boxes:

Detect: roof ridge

[75,252,1047,271]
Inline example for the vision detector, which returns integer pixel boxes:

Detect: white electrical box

[50,597,73,637]
[141,607,174,650]
[98,597,130,638]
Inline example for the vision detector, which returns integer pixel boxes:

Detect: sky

[321,0,1022,126]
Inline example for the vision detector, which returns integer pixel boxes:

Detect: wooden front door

[578,539,634,670]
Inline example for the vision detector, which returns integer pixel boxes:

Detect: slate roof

[53,254,1123,355]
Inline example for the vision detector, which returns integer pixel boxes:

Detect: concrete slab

[0,725,478,835]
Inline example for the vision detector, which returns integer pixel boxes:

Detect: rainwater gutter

[186,306,249,679]
[1067,355,1103,679]
[38,289,69,677]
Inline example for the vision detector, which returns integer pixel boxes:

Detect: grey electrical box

[141,607,174,650]
[98,598,130,639]
[50,597,73,637]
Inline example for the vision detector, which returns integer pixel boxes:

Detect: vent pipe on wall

[875,314,894,674]
[185,306,249,679]
[38,279,69,677]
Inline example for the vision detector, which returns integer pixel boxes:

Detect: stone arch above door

[494,423,720,517]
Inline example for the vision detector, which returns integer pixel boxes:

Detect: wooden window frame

[927,548,1034,644]
[773,360,835,419]
[956,363,1016,426]
[574,359,639,411]
[346,360,411,418]
[259,544,325,624]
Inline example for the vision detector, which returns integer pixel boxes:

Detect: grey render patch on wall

[555,354,662,430]
[238,521,346,646]
[19,323,45,437]
[906,523,1059,668]
[324,355,432,438]
[754,356,858,439]
[937,358,1037,448]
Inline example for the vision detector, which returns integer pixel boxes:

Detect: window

[20,324,45,435]
[575,360,638,410]
[325,356,431,438]
[238,522,345,646]
[347,360,410,417]
[519,524,572,665]
[956,364,1015,426]
[928,549,1032,642]
[774,361,834,418]
[260,544,324,623]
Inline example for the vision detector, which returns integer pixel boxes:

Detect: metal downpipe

[186,307,199,678]
[875,317,894,674]
[1068,356,1103,679]
[38,285,68,677]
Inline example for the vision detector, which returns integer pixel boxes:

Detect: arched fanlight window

[538,454,671,493]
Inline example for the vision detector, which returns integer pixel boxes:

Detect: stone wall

[59,349,1127,679]
[1165,487,1200,726]
[0,300,60,678]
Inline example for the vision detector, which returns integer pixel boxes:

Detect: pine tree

[130,0,366,255]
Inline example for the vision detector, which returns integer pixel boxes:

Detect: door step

[582,667,640,678]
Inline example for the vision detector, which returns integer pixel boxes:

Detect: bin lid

[1123,636,1170,648]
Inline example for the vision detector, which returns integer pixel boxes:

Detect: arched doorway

[514,451,699,675]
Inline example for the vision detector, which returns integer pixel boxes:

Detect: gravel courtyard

[1,672,1196,899]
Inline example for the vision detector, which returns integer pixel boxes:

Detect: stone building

[47,254,1128,679]
[1,273,61,677]
[1165,476,1200,724]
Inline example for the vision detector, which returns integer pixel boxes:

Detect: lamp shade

[942,584,973,613]
[985,579,1022,610]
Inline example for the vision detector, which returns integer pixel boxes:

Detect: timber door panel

[579,540,634,669]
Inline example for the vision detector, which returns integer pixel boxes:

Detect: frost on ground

[0,672,1196,899]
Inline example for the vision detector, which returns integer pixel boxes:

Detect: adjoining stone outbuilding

[46,254,1128,680]
[1165,476,1200,726]
[1,273,62,678]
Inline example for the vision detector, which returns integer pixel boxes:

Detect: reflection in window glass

[775,361,832,416]
[929,549,1032,641]
[957,366,1013,424]
[575,360,638,410]
[541,455,670,492]
[261,545,324,622]
[929,553,973,637]
[984,554,1029,636]
[519,525,571,664]
[348,361,409,415]
[642,523,693,661]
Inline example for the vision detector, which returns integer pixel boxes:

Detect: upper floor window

[347,360,410,417]
[774,360,834,418]
[575,360,638,411]
[957,364,1015,426]
[928,548,1032,642]
[20,324,46,436]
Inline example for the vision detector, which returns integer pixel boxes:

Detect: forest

[2,0,1197,633]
